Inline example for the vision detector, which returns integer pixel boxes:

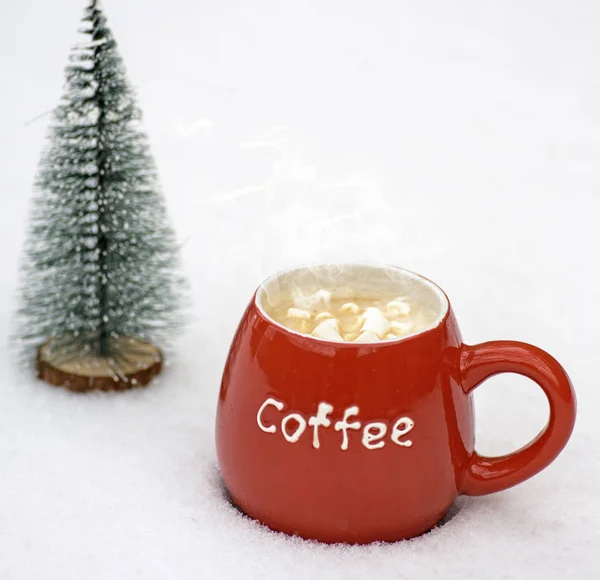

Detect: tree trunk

[36,337,162,392]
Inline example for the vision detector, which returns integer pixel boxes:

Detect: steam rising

[198,128,402,289]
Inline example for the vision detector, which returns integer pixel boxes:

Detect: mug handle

[459,340,576,496]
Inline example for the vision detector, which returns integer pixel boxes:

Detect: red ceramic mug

[216,264,576,544]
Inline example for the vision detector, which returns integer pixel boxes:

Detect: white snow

[1,1,600,578]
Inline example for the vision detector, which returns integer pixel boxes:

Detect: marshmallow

[387,299,411,317]
[313,289,332,308]
[384,332,398,340]
[293,289,332,311]
[317,318,339,331]
[347,314,365,333]
[287,307,312,319]
[361,307,390,338]
[289,319,310,333]
[355,330,380,342]
[339,302,360,315]
[315,311,334,321]
[343,332,359,342]
[390,320,414,335]
[311,318,343,341]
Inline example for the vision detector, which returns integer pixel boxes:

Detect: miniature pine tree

[17,0,184,388]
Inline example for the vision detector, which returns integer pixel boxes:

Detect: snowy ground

[1,1,600,578]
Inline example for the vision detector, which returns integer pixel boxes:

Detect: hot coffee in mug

[265,285,438,342]
[216,264,576,544]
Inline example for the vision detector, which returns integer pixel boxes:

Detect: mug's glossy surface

[216,265,576,544]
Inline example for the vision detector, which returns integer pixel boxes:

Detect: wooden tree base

[36,337,163,392]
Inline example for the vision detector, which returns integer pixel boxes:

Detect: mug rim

[254,262,450,346]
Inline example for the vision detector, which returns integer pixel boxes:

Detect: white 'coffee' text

[256,397,414,450]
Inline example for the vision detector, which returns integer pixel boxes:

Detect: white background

[1,1,599,578]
